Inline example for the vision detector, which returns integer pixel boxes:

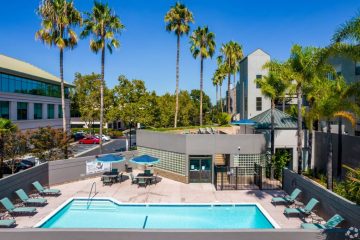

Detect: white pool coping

[34,197,280,229]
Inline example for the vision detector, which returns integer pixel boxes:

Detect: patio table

[102,172,119,183]
[135,173,155,184]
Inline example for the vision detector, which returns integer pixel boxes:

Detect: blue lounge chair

[271,188,301,206]
[0,214,16,228]
[0,198,36,216]
[32,181,61,196]
[284,198,319,217]
[301,214,344,229]
[15,189,47,206]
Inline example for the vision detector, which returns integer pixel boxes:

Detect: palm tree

[36,0,82,158]
[212,65,226,111]
[190,26,216,126]
[218,41,243,115]
[0,119,17,178]
[256,61,289,156]
[165,2,194,128]
[81,1,124,154]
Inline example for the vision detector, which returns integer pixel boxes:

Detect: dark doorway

[189,155,212,183]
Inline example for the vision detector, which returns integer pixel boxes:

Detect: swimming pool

[37,198,278,229]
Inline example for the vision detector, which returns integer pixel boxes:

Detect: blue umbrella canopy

[130,154,159,165]
[231,119,256,125]
[96,154,124,163]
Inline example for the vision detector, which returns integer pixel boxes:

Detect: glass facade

[256,97,262,111]
[34,103,43,120]
[58,105,62,118]
[0,101,9,119]
[47,104,54,119]
[233,154,266,176]
[0,72,69,98]
[17,102,28,120]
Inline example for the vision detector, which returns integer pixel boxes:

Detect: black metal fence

[214,164,281,190]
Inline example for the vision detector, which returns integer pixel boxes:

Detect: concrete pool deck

[14,173,304,229]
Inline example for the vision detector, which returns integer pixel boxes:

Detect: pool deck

[14,173,305,229]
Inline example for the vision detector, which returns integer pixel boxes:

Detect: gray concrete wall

[283,168,360,228]
[0,163,49,203]
[49,152,135,186]
[137,130,266,155]
[0,229,344,240]
[314,132,360,176]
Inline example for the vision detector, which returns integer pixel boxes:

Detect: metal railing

[87,182,97,209]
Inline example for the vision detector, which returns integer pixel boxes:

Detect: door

[189,156,212,183]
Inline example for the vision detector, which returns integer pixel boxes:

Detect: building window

[256,75,262,88]
[58,105,63,118]
[17,102,28,120]
[34,103,42,120]
[256,97,262,111]
[0,101,10,119]
[0,73,69,98]
[244,97,248,112]
[356,62,360,75]
[47,104,54,119]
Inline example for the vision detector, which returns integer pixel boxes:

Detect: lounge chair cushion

[272,196,291,203]
[25,198,47,204]
[12,207,36,213]
[284,207,305,215]
[42,189,61,194]
[0,219,16,227]
[301,223,326,229]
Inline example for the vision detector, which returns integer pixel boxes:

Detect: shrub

[216,112,231,126]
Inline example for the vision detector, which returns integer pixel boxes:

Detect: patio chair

[144,169,151,176]
[151,173,159,185]
[284,198,319,217]
[0,214,16,228]
[301,214,344,230]
[211,127,217,134]
[117,172,123,183]
[125,164,133,173]
[32,181,61,196]
[130,173,138,184]
[198,128,206,134]
[111,168,119,174]
[205,127,212,134]
[271,188,301,206]
[15,189,47,206]
[0,198,36,216]
[102,176,113,186]
[138,178,147,188]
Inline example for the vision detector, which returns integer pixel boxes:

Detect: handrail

[87,182,97,209]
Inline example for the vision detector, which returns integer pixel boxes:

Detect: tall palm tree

[288,45,323,174]
[256,61,289,156]
[165,2,194,128]
[190,26,216,126]
[36,0,82,158]
[218,41,243,115]
[212,65,227,111]
[81,1,124,154]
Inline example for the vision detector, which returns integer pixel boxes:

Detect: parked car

[73,132,85,141]
[94,134,111,141]
[1,159,35,175]
[78,137,100,144]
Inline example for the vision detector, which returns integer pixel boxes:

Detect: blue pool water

[39,199,275,229]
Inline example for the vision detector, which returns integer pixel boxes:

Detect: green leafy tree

[81,1,124,154]
[190,26,216,126]
[0,119,17,178]
[190,89,212,125]
[36,0,81,158]
[4,131,29,174]
[165,2,194,128]
[256,61,290,156]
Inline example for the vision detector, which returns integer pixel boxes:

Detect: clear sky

[0,0,358,103]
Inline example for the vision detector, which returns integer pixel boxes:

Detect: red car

[78,137,100,144]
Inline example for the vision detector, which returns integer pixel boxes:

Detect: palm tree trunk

[227,73,231,114]
[60,48,68,159]
[216,84,219,111]
[233,73,237,116]
[337,117,343,178]
[0,134,4,179]
[200,57,204,126]
[220,84,223,113]
[282,97,286,111]
[296,85,303,174]
[326,120,333,190]
[308,130,313,171]
[174,33,180,128]
[99,46,105,154]
[271,99,275,156]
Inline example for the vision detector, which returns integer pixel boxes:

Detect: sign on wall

[86,160,110,175]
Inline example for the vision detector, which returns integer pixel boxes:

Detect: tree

[4,131,29,174]
[256,61,289,156]
[190,89,212,125]
[190,26,216,126]
[218,41,243,115]
[165,2,194,128]
[81,1,124,154]
[36,0,82,158]
[212,63,227,112]
[29,127,69,161]
[0,119,17,178]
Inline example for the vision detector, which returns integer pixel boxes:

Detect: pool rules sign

[86,160,111,175]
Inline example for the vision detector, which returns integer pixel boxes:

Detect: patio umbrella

[96,154,124,170]
[230,119,256,134]
[129,154,160,167]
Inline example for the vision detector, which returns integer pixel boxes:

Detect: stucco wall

[0,163,49,203]
[283,168,360,228]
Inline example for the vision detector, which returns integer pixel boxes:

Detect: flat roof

[0,54,73,87]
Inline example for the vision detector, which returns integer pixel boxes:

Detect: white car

[94,134,111,141]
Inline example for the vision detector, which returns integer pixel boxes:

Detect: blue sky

[0,0,358,103]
